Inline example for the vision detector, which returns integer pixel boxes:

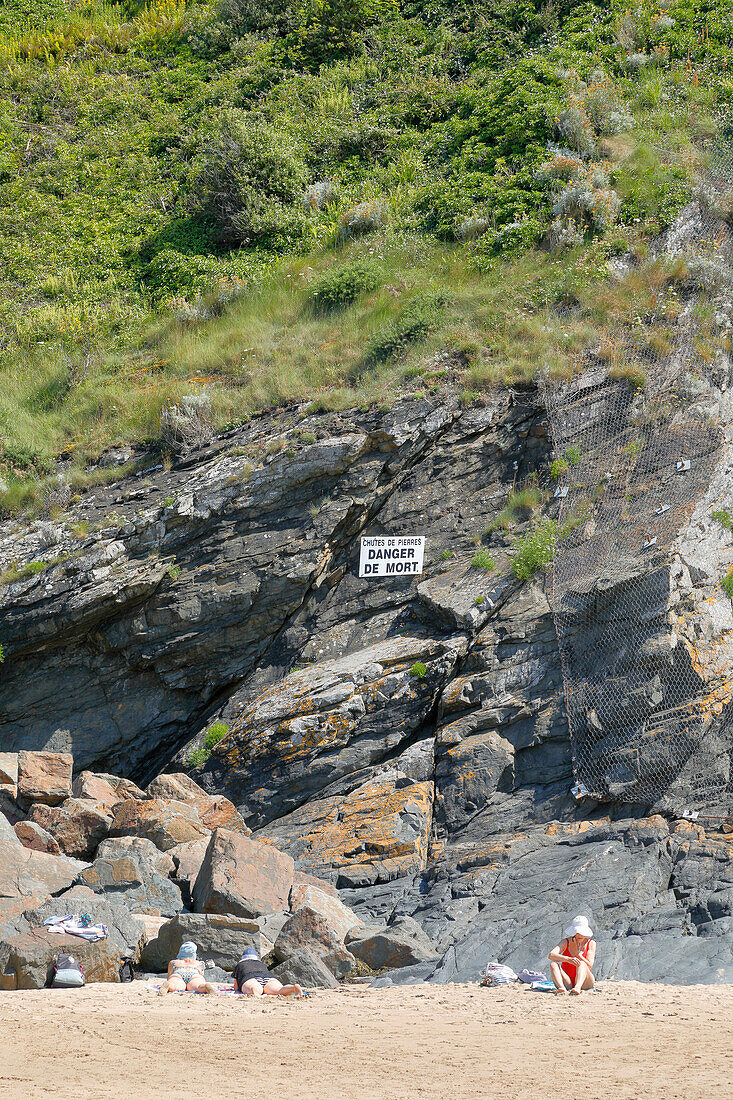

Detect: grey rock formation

[272,947,339,989]
[4,378,733,984]
[141,912,259,972]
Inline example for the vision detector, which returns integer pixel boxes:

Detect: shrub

[366,292,448,364]
[185,722,229,769]
[0,643,4,663]
[185,746,208,769]
[564,445,582,466]
[512,520,558,580]
[299,431,316,445]
[713,509,733,531]
[721,569,733,601]
[549,457,569,480]
[167,562,181,580]
[286,0,400,68]
[41,475,71,516]
[302,179,337,211]
[410,661,427,678]
[204,721,229,749]
[339,200,387,240]
[308,261,381,313]
[471,549,495,571]
[161,394,215,453]
[187,118,308,248]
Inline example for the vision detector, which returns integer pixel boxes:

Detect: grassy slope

[0,0,731,512]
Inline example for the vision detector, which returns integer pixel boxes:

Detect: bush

[512,519,558,580]
[161,394,216,452]
[721,569,733,601]
[187,118,308,248]
[185,721,229,769]
[339,200,387,240]
[410,661,427,678]
[471,548,495,571]
[204,721,229,749]
[308,260,381,312]
[285,0,400,69]
[365,292,448,364]
[549,457,569,480]
[713,509,733,531]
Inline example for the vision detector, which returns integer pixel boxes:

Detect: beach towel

[529,981,557,993]
[43,914,108,942]
[517,969,547,984]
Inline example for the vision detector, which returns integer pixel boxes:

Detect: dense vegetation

[0,0,731,511]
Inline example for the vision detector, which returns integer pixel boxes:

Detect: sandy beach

[2,980,732,1099]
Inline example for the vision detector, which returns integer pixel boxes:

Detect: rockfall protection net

[542,143,733,813]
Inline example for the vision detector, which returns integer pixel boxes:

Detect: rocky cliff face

[3,370,733,982]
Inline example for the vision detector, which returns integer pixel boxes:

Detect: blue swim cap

[178,941,197,959]
[240,947,259,960]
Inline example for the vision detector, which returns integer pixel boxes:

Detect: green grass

[511,520,558,581]
[0,0,728,515]
[713,509,733,530]
[486,485,544,532]
[471,549,495,571]
[185,720,229,769]
[721,569,733,601]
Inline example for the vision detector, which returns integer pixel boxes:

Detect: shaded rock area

[3,382,733,986]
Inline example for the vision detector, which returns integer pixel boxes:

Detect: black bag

[51,953,84,988]
[119,959,135,983]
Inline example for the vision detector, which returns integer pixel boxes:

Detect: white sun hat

[563,915,593,939]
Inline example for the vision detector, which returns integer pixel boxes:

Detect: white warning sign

[359,536,425,578]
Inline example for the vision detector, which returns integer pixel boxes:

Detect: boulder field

[3,370,733,983]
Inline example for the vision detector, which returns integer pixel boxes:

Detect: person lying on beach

[548,916,596,995]
[159,941,217,995]
[233,947,303,998]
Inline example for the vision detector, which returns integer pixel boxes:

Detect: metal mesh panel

[543,156,733,812]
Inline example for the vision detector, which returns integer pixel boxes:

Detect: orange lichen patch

[455,834,527,873]
[544,819,602,838]
[671,820,707,841]
[266,778,433,882]
[440,677,475,714]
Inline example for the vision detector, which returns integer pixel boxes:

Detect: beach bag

[119,959,135,983]
[481,963,517,986]
[51,953,84,988]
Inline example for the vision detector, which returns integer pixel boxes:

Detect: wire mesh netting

[542,148,733,813]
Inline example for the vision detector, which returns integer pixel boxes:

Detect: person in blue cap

[233,947,302,998]
[159,941,217,995]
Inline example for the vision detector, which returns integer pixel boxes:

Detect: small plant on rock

[471,549,495,571]
[713,509,733,531]
[721,569,733,601]
[512,520,558,581]
[550,457,569,481]
[410,662,427,679]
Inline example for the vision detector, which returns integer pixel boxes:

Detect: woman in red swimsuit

[548,916,596,995]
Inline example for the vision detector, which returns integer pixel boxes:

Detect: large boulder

[289,883,362,942]
[0,888,145,989]
[17,752,72,806]
[28,798,112,859]
[346,917,438,971]
[0,752,18,798]
[169,837,209,907]
[75,841,183,917]
[274,906,357,979]
[272,947,339,990]
[14,821,61,855]
[95,836,175,878]
[98,775,148,802]
[147,774,247,833]
[110,798,209,851]
[147,773,209,801]
[71,772,123,813]
[0,840,86,901]
[193,829,294,918]
[141,912,259,972]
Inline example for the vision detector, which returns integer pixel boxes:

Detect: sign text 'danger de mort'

[359,536,425,578]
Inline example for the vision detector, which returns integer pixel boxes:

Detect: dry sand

[2,980,732,1099]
